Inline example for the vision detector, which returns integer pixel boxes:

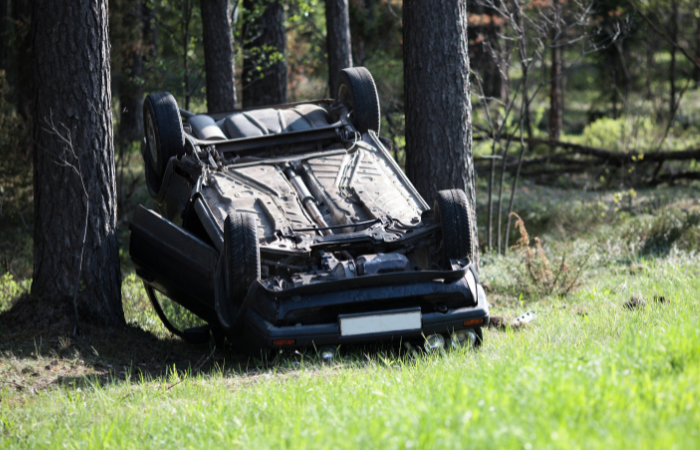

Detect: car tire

[224,213,261,308]
[434,189,475,266]
[473,327,483,348]
[143,92,185,177]
[337,67,381,134]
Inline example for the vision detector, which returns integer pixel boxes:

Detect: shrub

[509,213,593,297]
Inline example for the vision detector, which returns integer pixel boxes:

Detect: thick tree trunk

[117,0,144,146]
[11,0,32,120]
[403,0,478,262]
[32,0,124,325]
[325,0,352,98]
[242,0,287,107]
[201,0,237,112]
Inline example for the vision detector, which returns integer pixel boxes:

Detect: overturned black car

[129,67,489,354]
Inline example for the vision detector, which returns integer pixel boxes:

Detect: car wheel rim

[146,113,158,165]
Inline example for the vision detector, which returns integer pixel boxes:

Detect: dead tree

[32,0,124,325]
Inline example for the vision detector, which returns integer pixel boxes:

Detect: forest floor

[1,181,699,449]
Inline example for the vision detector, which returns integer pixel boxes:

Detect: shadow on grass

[0,294,418,393]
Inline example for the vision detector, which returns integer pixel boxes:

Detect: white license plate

[339,308,422,337]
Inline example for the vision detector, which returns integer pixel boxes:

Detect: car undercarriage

[129,67,489,353]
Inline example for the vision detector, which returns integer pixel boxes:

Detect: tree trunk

[549,0,563,140]
[403,0,478,262]
[325,0,352,98]
[181,0,193,110]
[32,0,124,325]
[242,0,287,107]
[201,0,237,112]
[467,0,504,101]
[0,0,8,70]
[669,0,678,117]
[11,0,32,120]
[117,0,144,146]
[695,1,700,87]
[142,0,157,62]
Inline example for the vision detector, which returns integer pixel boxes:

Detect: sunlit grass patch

[1,256,699,449]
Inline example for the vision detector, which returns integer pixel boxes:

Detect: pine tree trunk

[201,0,237,112]
[118,0,144,146]
[11,0,32,120]
[142,0,157,62]
[695,2,700,86]
[549,0,562,140]
[467,0,504,101]
[242,0,287,107]
[325,0,352,98]
[0,0,8,70]
[669,0,678,117]
[32,0,124,325]
[403,0,478,263]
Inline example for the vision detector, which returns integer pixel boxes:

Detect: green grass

[2,255,699,449]
[2,172,700,449]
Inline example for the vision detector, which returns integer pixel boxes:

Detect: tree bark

[0,0,8,70]
[695,1,700,86]
[117,0,144,146]
[325,0,352,98]
[142,0,157,62]
[201,0,237,112]
[669,0,678,117]
[403,0,478,262]
[467,0,504,100]
[10,0,32,120]
[32,0,124,325]
[549,0,563,140]
[242,0,287,107]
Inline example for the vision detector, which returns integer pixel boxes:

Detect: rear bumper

[231,284,490,351]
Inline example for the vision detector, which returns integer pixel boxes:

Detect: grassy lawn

[2,184,699,449]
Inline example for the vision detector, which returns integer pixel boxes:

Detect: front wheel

[224,213,261,308]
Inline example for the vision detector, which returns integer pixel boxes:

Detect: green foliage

[0,273,30,313]
[121,273,206,338]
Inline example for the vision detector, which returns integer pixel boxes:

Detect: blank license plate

[339,309,421,337]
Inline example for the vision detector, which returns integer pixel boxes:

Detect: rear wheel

[224,213,261,308]
[337,67,381,134]
[143,92,185,176]
[434,189,475,267]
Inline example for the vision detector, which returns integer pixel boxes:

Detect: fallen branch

[474,133,700,165]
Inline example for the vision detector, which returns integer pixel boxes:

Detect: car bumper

[229,284,489,351]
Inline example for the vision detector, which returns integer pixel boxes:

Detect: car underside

[129,67,489,353]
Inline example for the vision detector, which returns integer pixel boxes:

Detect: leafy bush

[0,273,30,312]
